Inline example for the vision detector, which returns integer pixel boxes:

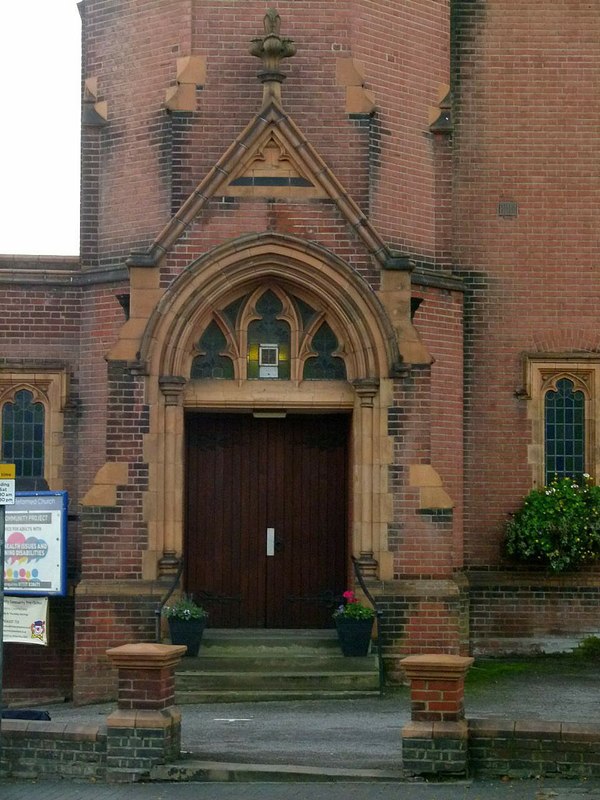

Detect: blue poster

[3,491,68,596]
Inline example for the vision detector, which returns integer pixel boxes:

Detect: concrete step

[174,688,381,703]
[173,628,381,703]
[176,670,379,691]
[177,654,377,671]
[199,628,341,653]
[150,759,405,783]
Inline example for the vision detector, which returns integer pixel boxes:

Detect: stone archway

[139,233,400,585]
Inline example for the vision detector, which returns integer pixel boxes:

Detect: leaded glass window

[1,390,45,478]
[292,296,318,329]
[544,378,585,483]
[191,285,349,382]
[222,295,247,330]
[191,321,234,379]
[247,291,290,379]
[303,322,347,380]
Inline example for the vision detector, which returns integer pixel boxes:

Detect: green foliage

[505,475,600,573]
[574,635,600,662]
[161,594,208,621]
[332,590,375,620]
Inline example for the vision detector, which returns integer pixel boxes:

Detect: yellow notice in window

[0,464,16,479]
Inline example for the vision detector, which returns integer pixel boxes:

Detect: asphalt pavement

[3,778,600,800]
[1,658,600,796]
[33,664,600,771]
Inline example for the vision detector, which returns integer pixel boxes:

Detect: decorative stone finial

[249,8,296,105]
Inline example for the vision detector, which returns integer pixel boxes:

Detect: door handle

[267,527,275,557]
[266,528,283,556]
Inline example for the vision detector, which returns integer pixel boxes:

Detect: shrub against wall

[505,475,600,573]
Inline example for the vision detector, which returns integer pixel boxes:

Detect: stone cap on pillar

[401,654,474,681]
[106,642,187,670]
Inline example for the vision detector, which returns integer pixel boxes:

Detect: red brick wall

[454,1,600,567]
[78,285,129,495]
[352,0,451,263]
[73,593,156,705]
[80,0,190,261]
[469,573,600,655]
[80,1,449,268]
[0,282,80,361]
[413,283,465,569]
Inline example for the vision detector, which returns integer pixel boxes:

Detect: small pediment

[226,131,325,199]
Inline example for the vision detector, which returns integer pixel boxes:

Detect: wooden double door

[185,412,349,628]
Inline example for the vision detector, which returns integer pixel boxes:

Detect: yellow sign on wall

[0,464,15,479]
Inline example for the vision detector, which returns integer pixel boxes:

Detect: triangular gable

[226,131,325,199]
[128,100,406,270]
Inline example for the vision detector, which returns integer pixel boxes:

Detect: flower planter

[334,617,374,657]
[167,617,207,657]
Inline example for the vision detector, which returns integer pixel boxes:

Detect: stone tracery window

[303,321,346,380]
[190,286,348,382]
[544,377,585,483]
[190,321,235,380]
[0,368,67,490]
[525,358,597,486]
[1,389,45,478]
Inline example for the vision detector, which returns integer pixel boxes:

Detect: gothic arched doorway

[139,234,400,614]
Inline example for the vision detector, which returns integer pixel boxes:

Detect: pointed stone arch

[140,234,400,584]
[140,233,401,381]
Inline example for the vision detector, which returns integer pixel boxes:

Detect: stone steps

[173,628,380,703]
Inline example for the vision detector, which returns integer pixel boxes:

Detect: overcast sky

[0,1,81,256]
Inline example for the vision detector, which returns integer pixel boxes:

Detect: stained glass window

[544,378,585,483]
[247,291,290,379]
[303,322,347,380]
[292,296,317,329]
[222,295,247,330]
[191,321,234,379]
[1,390,45,478]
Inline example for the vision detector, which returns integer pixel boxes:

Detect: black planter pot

[167,617,207,657]
[334,617,374,657]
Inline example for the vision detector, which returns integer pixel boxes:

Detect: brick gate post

[400,654,474,776]
[105,643,187,782]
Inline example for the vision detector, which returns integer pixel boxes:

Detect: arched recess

[0,369,68,490]
[140,233,400,584]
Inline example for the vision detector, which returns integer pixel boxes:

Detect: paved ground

[1,658,599,796]
[3,778,600,800]
[34,662,600,771]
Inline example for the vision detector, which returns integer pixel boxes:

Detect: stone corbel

[165,56,206,112]
[429,84,452,134]
[82,77,108,126]
[378,270,432,366]
[81,462,129,508]
[336,58,376,115]
[409,464,454,510]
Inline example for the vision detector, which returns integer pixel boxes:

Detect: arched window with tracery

[1,389,45,478]
[191,321,235,379]
[188,285,348,383]
[544,377,585,483]
[247,290,291,380]
[303,322,346,380]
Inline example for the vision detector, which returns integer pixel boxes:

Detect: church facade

[1,1,598,704]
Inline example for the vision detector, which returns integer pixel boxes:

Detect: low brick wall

[4,715,600,781]
[400,654,600,780]
[469,719,600,778]
[1,721,106,780]
[1,642,187,783]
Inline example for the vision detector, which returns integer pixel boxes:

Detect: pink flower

[342,590,356,602]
